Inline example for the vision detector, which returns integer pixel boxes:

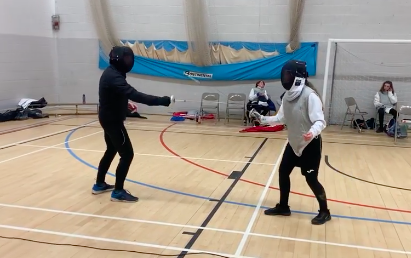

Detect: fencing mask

[109,46,135,74]
[280,60,308,90]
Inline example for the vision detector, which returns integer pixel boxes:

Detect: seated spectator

[373,80,398,133]
[245,80,276,125]
[247,80,271,116]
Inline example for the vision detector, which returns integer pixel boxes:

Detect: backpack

[352,119,367,129]
[386,118,407,138]
[352,118,375,130]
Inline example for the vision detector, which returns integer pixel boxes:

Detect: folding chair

[341,97,368,132]
[200,92,220,121]
[395,105,411,143]
[225,93,246,124]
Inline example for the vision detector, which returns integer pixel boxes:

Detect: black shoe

[110,189,139,203]
[376,127,383,133]
[311,210,331,225]
[264,203,291,216]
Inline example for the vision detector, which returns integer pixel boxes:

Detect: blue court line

[64,127,411,227]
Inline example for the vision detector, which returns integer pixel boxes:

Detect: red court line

[159,123,411,214]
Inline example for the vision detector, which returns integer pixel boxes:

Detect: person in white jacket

[247,80,270,116]
[248,60,330,225]
[373,81,398,133]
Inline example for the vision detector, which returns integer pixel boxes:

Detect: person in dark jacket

[92,46,171,203]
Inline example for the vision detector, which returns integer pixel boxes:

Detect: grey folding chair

[225,93,246,124]
[200,92,220,121]
[341,97,368,132]
[395,105,411,143]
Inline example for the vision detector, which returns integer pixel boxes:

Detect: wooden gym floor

[1,114,411,258]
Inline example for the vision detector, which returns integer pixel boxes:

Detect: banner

[98,41,318,81]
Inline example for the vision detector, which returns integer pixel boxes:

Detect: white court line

[128,123,273,135]
[0,122,101,165]
[124,124,397,145]
[0,120,96,150]
[0,116,73,135]
[18,144,276,166]
[101,119,402,144]
[0,202,244,235]
[0,224,255,258]
[235,140,288,257]
[1,203,411,256]
[127,121,236,130]
[75,120,391,145]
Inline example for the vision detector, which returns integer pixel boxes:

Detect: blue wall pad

[98,41,318,81]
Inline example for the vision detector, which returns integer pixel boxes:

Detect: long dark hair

[305,79,323,107]
[379,80,394,94]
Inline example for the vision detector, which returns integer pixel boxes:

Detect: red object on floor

[240,124,285,132]
[172,111,215,119]
[172,111,188,116]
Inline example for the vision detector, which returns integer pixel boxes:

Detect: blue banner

[99,41,318,81]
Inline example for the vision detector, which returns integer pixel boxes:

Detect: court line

[0,202,248,235]
[51,121,399,146]
[126,120,392,141]
[2,203,411,256]
[0,123,101,165]
[235,140,287,257]
[159,123,411,214]
[64,127,411,227]
[0,116,74,136]
[126,120,403,140]
[124,121,406,142]
[0,120,97,150]
[325,155,411,191]
[178,138,269,257]
[0,224,253,258]
[18,144,275,166]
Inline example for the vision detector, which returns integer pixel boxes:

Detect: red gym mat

[240,124,285,133]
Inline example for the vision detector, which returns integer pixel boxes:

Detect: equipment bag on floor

[386,118,407,138]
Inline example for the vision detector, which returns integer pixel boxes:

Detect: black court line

[181,232,196,236]
[325,155,411,191]
[228,171,242,179]
[177,138,268,258]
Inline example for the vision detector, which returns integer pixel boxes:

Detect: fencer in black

[98,46,170,123]
[92,46,171,203]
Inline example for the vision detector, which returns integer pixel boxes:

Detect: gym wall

[1,0,410,116]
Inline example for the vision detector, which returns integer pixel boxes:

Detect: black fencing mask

[109,46,135,74]
[280,60,308,90]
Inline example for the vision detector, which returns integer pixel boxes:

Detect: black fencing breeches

[96,121,134,190]
[278,136,328,211]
